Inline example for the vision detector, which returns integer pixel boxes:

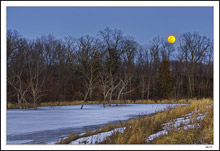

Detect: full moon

[168,35,176,43]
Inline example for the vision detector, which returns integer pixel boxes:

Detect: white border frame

[1,1,219,150]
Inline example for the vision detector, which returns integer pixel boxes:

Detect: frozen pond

[7,104,182,144]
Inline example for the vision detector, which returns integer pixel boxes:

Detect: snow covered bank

[70,127,126,144]
[146,106,212,143]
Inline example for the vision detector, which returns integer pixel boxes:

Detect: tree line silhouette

[7,28,213,109]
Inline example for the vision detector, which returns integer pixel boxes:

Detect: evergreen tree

[157,59,173,98]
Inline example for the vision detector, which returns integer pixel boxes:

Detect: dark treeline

[7,28,213,109]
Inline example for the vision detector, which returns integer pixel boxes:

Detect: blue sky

[7,7,213,46]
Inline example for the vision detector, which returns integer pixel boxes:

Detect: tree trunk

[103,97,106,108]
[33,102,38,110]
[17,94,22,108]
[109,90,113,106]
[191,64,195,97]
[141,77,145,100]
[89,87,93,101]
[117,86,124,106]
[81,103,84,110]
[33,95,38,110]
[17,94,21,104]
[188,76,192,97]
[81,90,89,109]
[147,77,150,100]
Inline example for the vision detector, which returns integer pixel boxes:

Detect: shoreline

[6,98,199,109]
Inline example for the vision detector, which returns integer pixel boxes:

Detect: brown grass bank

[57,98,213,144]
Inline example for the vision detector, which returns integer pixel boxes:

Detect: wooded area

[7,28,213,109]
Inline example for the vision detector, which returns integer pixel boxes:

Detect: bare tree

[73,36,102,109]
[7,31,31,107]
[7,30,22,67]
[172,53,185,99]
[148,37,162,98]
[122,38,137,100]
[108,72,121,106]
[8,67,30,106]
[116,76,131,106]
[98,28,125,105]
[161,40,175,61]
[98,67,111,108]
[137,46,151,100]
[28,64,46,110]
[179,32,211,97]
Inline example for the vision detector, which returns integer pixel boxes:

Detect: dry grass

[99,98,213,144]
[7,101,98,109]
[56,98,213,144]
[7,98,198,109]
[56,122,126,144]
[7,102,36,109]
[151,105,213,144]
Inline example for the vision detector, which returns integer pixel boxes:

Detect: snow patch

[147,130,168,142]
[146,110,208,143]
[70,127,126,144]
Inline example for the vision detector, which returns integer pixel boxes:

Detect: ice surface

[6,139,33,144]
[7,104,180,144]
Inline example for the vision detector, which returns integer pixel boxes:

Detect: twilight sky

[7,7,213,46]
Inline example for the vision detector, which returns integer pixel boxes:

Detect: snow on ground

[146,109,210,143]
[7,104,181,144]
[70,127,126,144]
